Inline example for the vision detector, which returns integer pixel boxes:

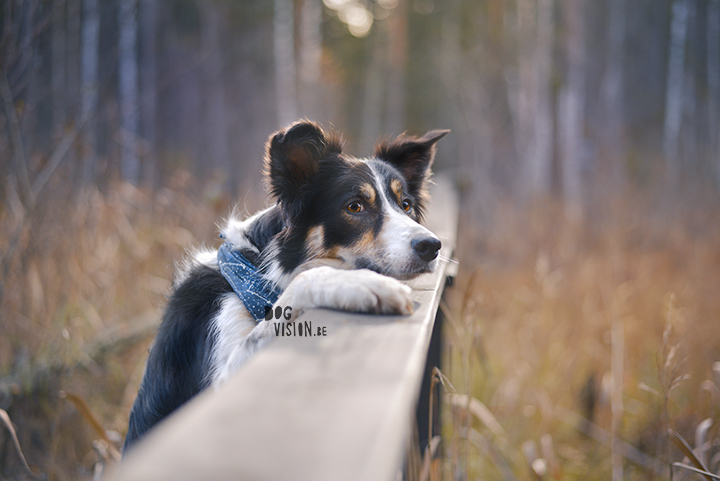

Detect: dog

[122,120,448,451]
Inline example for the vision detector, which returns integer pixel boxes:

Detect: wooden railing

[114,175,459,481]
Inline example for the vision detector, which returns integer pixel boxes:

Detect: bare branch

[31,125,80,199]
[0,68,33,210]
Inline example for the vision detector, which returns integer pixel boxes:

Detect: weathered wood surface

[114,175,458,481]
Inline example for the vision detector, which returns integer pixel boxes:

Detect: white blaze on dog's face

[363,161,442,278]
[265,121,449,281]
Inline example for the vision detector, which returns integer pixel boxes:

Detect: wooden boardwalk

[115,175,458,481]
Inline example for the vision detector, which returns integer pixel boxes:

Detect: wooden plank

[114,175,458,481]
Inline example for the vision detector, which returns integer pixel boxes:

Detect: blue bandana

[217,242,280,322]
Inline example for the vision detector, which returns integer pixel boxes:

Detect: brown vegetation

[443,190,720,480]
[0,174,260,479]
[1,170,719,481]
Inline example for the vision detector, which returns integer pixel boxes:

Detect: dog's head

[265,120,448,280]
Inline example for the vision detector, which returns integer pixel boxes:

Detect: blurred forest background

[1,0,720,479]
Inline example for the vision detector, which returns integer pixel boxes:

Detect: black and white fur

[123,121,448,451]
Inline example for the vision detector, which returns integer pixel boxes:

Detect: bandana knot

[217,242,280,322]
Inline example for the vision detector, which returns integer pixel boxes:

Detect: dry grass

[1,169,719,480]
[0,172,264,480]
[442,192,720,480]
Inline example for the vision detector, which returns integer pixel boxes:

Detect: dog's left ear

[374,130,450,197]
[265,121,343,216]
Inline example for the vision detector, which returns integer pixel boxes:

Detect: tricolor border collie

[123,121,448,451]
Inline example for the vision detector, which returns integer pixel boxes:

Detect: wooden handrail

[114,175,458,481]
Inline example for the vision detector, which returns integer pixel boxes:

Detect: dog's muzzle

[411,236,441,263]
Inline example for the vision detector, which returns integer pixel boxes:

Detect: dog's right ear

[265,121,342,214]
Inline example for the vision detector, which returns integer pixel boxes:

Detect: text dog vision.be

[265,306,328,337]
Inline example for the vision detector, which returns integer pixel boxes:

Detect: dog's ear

[265,121,342,214]
[374,129,449,197]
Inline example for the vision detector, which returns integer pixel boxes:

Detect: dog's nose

[412,237,441,263]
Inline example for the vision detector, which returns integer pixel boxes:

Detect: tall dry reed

[0,172,264,479]
[443,192,720,480]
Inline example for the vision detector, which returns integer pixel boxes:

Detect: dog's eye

[402,199,412,212]
[347,202,364,213]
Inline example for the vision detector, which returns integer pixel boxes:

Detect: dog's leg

[213,319,281,385]
[213,266,414,385]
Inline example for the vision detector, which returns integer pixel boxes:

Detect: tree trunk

[80,0,100,184]
[140,0,157,188]
[559,0,586,216]
[452,2,495,206]
[65,0,82,187]
[602,0,626,187]
[360,19,388,149]
[438,0,461,146]
[530,0,554,196]
[385,0,408,135]
[663,0,689,182]
[507,0,553,198]
[119,0,140,185]
[274,0,297,127]
[707,0,720,184]
[201,1,229,175]
[298,0,321,118]
[52,0,66,140]
[681,2,697,176]
[66,0,81,115]
[18,0,37,169]
[515,0,537,195]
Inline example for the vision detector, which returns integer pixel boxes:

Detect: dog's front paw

[338,269,414,316]
[278,266,414,318]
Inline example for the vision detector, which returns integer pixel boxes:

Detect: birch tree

[274,0,298,127]
[530,0,554,196]
[18,0,36,154]
[602,0,626,186]
[67,0,81,119]
[119,0,140,184]
[52,0,66,139]
[708,0,720,184]
[360,19,388,149]
[140,0,157,187]
[681,2,697,171]
[663,0,690,182]
[452,1,495,205]
[513,0,537,195]
[438,0,462,145]
[201,2,229,174]
[559,0,586,214]
[299,0,322,118]
[507,0,553,197]
[80,0,100,183]
[385,0,408,135]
